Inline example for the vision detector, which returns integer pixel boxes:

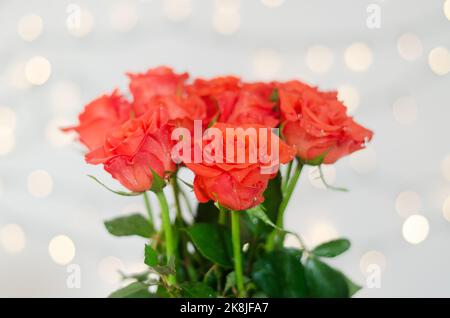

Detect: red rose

[278,81,373,164]
[188,76,241,126]
[128,66,189,116]
[189,78,279,127]
[185,123,295,211]
[136,95,207,132]
[63,90,131,151]
[225,82,279,127]
[85,108,176,192]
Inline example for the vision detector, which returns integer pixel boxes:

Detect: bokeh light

[0,107,16,131]
[443,196,450,222]
[252,48,282,80]
[27,170,53,198]
[17,14,43,42]
[261,0,284,8]
[402,214,429,244]
[0,129,15,156]
[305,45,334,74]
[444,0,450,21]
[344,42,373,72]
[164,0,192,22]
[109,0,139,32]
[48,235,76,265]
[306,221,339,246]
[397,33,423,61]
[25,56,52,86]
[66,6,94,37]
[212,0,240,35]
[428,47,450,75]
[395,190,421,218]
[0,224,26,254]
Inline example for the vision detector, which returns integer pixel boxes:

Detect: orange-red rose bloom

[128,66,189,117]
[226,82,279,127]
[188,76,241,126]
[85,108,176,192]
[188,78,279,127]
[129,67,206,131]
[279,81,373,164]
[185,123,295,211]
[63,90,131,151]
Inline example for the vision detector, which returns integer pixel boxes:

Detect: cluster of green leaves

[103,173,360,298]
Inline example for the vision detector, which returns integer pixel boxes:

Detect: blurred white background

[1,0,450,297]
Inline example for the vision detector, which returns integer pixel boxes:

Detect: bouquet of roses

[65,66,373,298]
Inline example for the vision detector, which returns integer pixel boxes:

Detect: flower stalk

[143,192,153,224]
[276,160,303,228]
[231,210,245,298]
[156,190,176,285]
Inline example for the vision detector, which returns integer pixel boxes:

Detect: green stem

[282,161,293,193]
[143,192,153,224]
[276,161,303,228]
[171,177,184,225]
[218,207,226,225]
[266,160,304,251]
[156,190,176,285]
[231,210,245,298]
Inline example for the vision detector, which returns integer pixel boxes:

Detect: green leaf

[144,244,158,267]
[252,248,307,298]
[147,256,176,277]
[149,167,166,192]
[344,275,362,297]
[88,175,142,196]
[304,257,349,298]
[180,282,217,298]
[109,282,151,298]
[150,265,176,276]
[312,239,351,258]
[224,271,237,294]
[104,214,153,238]
[247,205,280,230]
[184,223,233,267]
[224,271,250,295]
